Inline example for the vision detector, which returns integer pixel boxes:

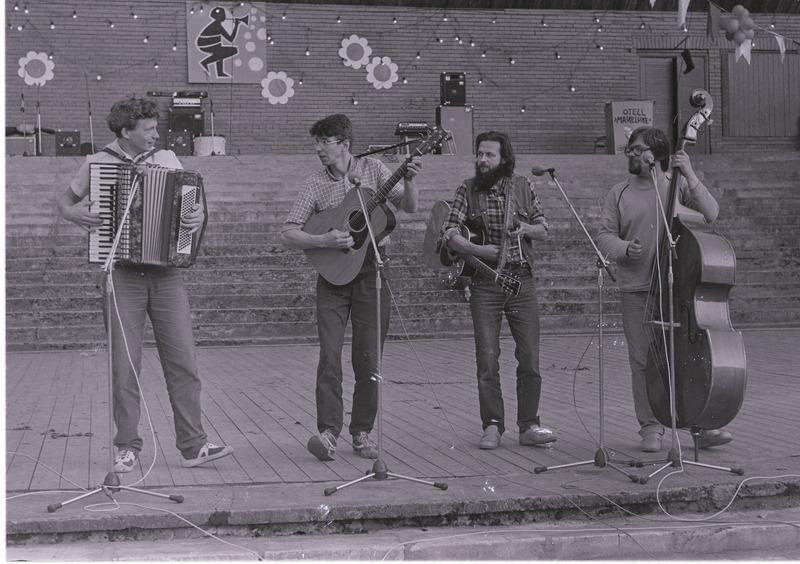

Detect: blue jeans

[104,265,207,458]
[315,259,389,438]
[469,265,542,435]
[620,291,664,438]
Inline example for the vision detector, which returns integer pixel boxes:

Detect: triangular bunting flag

[650,0,656,7]
[678,0,690,29]
[707,3,721,42]
[774,34,786,61]
[735,39,752,64]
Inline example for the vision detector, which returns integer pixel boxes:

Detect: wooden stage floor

[6,329,799,494]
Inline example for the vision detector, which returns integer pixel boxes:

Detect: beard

[628,158,643,175]
[474,163,505,190]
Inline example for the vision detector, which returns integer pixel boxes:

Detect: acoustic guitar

[427,200,521,297]
[303,128,449,285]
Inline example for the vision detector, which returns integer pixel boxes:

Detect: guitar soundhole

[346,210,367,233]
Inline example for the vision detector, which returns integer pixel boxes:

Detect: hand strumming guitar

[319,229,354,249]
[470,242,501,261]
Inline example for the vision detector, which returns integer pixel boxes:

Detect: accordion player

[88,162,208,267]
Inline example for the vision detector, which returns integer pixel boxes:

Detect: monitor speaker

[436,105,473,155]
[55,130,81,156]
[168,108,204,137]
[440,72,466,106]
[167,130,193,156]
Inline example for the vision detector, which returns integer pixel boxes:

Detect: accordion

[88,162,208,267]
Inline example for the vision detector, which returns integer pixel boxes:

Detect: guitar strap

[494,176,513,273]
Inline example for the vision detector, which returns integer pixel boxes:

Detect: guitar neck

[364,160,409,214]
[464,254,501,279]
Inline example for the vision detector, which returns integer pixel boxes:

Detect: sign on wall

[604,101,655,154]
[187,2,266,83]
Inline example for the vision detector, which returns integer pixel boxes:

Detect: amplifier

[440,72,466,106]
[168,108,204,137]
[436,105,474,155]
[395,122,431,136]
[167,129,193,156]
[5,136,36,156]
[55,130,81,156]
[172,97,203,108]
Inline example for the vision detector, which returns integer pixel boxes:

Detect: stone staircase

[6,152,800,351]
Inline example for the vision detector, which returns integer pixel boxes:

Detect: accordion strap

[102,147,159,164]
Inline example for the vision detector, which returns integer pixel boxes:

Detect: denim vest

[463,174,537,267]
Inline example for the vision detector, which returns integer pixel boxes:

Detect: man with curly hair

[55,97,233,473]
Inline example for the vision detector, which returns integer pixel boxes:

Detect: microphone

[347,173,362,188]
[530,166,555,177]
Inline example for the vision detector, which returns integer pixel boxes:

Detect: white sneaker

[114,449,138,473]
[181,442,234,468]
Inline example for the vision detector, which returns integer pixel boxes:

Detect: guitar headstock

[680,89,714,148]
[412,127,451,157]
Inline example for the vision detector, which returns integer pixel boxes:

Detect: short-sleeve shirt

[69,139,183,200]
[284,156,403,227]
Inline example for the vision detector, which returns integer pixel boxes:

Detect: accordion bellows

[88,163,207,268]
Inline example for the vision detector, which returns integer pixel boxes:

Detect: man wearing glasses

[597,126,732,453]
[281,114,422,462]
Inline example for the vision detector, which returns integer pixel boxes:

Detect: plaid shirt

[284,156,403,228]
[442,176,547,265]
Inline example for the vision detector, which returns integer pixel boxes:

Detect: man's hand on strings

[670,150,699,186]
[404,156,423,180]
[321,229,354,249]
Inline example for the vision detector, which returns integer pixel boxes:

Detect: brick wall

[6,1,800,154]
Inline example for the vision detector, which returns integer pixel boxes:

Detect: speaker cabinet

[168,108,204,137]
[55,130,81,156]
[167,130,193,156]
[440,72,466,106]
[436,105,474,155]
[5,136,36,156]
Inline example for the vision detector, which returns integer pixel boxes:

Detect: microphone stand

[635,163,743,484]
[323,179,448,496]
[48,169,184,512]
[533,168,641,481]
[209,99,217,155]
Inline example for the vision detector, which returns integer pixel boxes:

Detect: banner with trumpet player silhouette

[186,2,266,83]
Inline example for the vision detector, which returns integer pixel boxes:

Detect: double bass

[644,89,747,432]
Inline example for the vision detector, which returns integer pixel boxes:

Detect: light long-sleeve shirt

[597,174,719,292]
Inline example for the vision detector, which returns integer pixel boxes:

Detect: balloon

[725,30,735,41]
[726,18,740,33]
[732,5,747,18]
[744,28,754,39]
[741,16,754,30]
[733,30,746,44]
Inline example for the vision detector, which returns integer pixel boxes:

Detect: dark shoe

[113,449,138,473]
[696,429,733,449]
[519,425,557,446]
[307,430,337,461]
[352,431,379,459]
[479,425,501,450]
[181,442,234,468]
[640,434,663,453]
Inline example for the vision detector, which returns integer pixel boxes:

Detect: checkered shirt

[442,176,547,265]
[284,156,404,228]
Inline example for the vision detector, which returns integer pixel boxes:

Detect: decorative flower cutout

[260,71,295,105]
[339,34,371,69]
[18,51,55,86]
[365,56,398,90]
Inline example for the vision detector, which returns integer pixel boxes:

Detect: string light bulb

[477,76,483,85]
[640,21,646,30]
[298,75,304,85]
[305,47,310,56]
[336,15,341,23]
[199,5,204,13]
[16,24,23,31]
[491,18,496,24]
[189,7,194,15]
[597,25,603,32]
[281,12,286,20]
[594,16,600,24]
[469,39,475,47]
[596,44,604,50]
[108,20,115,28]
[509,57,516,65]
[569,85,576,92]
[49,21,55,29]
[415,51,421,59]
[96,74,102,81]
[48,51,54,60]
[131,10,138,19]
[13,2,19,11]
[541,17,547,27]
[352,96,358,106]
[72,10,77,18]
[392,16,397,24]
[153,62,159,69]
[555,51,561,59]
[23,4,29,14]
[143,35,149,43]
[402,77,408,84]
[172,43,178,51]
[481,50,487,58]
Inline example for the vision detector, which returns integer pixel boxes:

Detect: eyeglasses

[624,144,651,157]
[311,138,343,148]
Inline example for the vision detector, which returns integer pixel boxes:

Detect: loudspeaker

[167,129,193,156]
[440,72,466,106]
[436,105,473,155]
[168,108,204,137]
[55,130,81,156]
